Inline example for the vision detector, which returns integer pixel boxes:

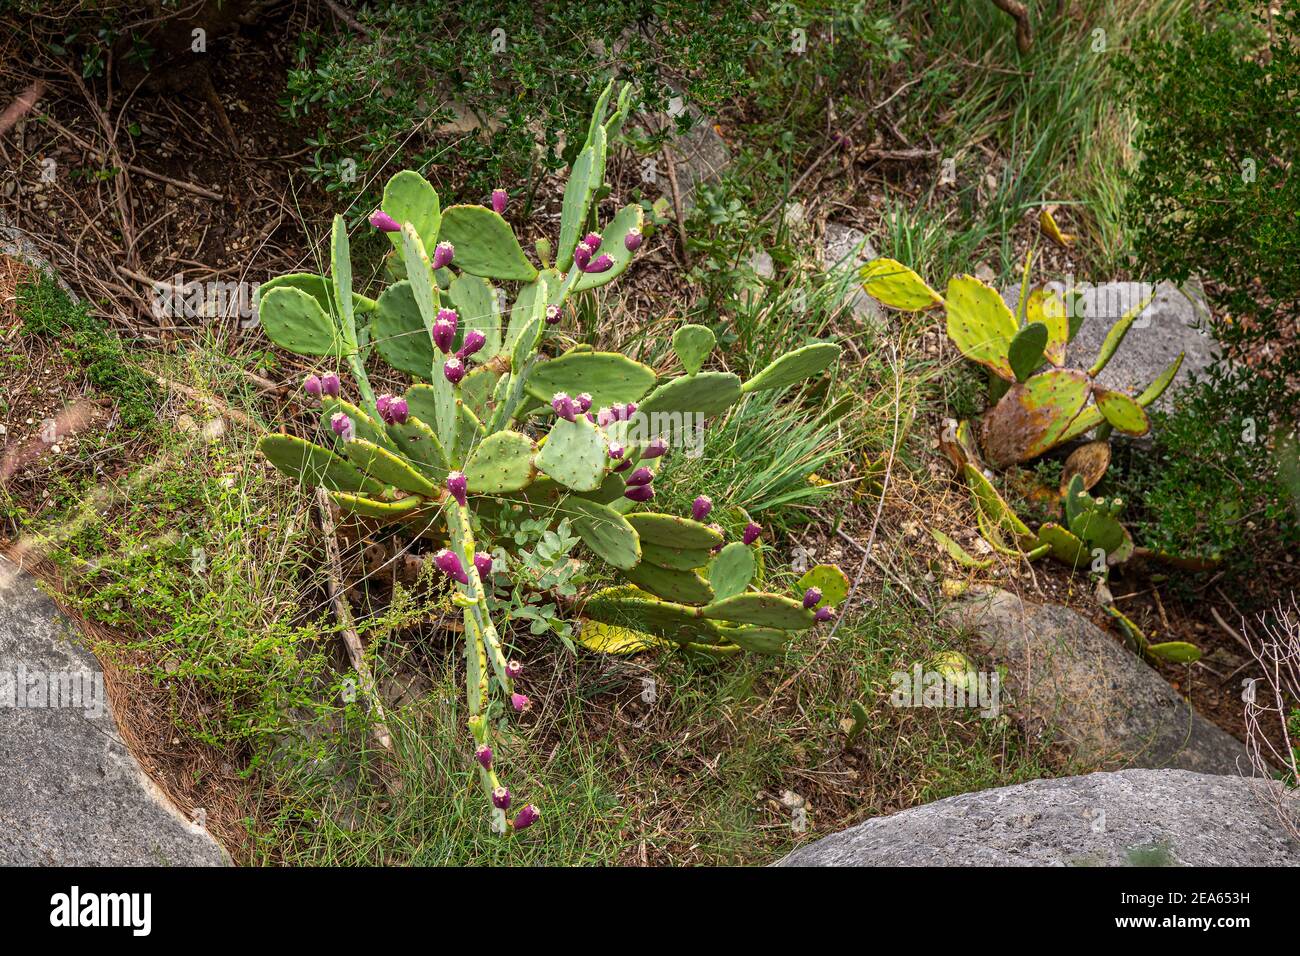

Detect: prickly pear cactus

[861,252,1185,469]
[252,82,845,834]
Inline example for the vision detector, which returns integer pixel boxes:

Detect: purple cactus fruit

[474,551,493,581]
[642,437,667,459]
[387,397,409,425]
[613,458,632,473]
[802,587,823,609]
[376,394,393,418]
[433,548,469,585]
[582,232,603,253]
[551,392,577,422]
[511,693,531,713]
[506,659,523,679]
[624,227,643,252]
[624,483,654,503]
[444,356,466,385]
[321,373,341,397]
[476,744,493,770]
[447,470,468,507]
[330,412,355,442]
[575,393,593,413]
[303,374,323,399]
[596,407,616,427]
[492,787,512,810]
[574,242,593,272]
[583,254,614,274]
[708,523,725,553]
[369,209,401,233]
[743,522,762,546]
[814,606,835,624]
[608,443,625,461]
[432,241,455,270]
[433,308,458,354]
[457,329,487,360]
[545,304,562,325]
[514,804,539,831]
[491,189,508,215]
[626,467,654,487]
[692,495,713,522]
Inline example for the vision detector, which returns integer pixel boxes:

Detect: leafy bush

[285,0,781,200]
[1121,4,1300,422]
[255,84,848,831]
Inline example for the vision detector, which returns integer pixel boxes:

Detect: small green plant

[860,255,1183,469]
[254,84,847,832]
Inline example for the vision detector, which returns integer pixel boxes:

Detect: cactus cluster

[860,254,1184,469]
[253,83,844,832]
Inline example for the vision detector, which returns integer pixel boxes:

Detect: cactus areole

[254,82,846,832]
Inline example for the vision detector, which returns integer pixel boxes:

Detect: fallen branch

[991,0,1033,54]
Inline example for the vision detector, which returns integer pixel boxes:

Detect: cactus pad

[859,258,943,311]
[448,273,502,360]
[978,368,1091,468]
[381,170,441,255]
[567,497,641,571]
[1025,288,1069,366]
[622,563,715,605]
[344,439,441,497]
[1093,387,1151,436]
[320,397,390,449]
[672,324,716,376]
[741,341,842,394]
[945,274,1019,381]
[1060,440,1111,493]
[1088,290,1156,376]
[702,593,814,630]
[572,203,645,292]
[582,587,722,644]
[330,490,427,520]
[437,205,537,281]
[1146,641,1202,664]
[575,619,665,655]
[259,286,344,357]
[795,564,850,608]
[385,416,449,477]
[463,430,537,493]
[719,626,788,655]
[625,513,723,550]
[640,541,712,571]
[1007,321,1048,382]
[258,434,383,494]
[557,143,596,271]
[639,370,743,418]
[404,382,456,457]
[372,281,434,380]
[1035,522,1089,568]
[707,541,755,601]
[525,351,657,408]
[536,415,607,492]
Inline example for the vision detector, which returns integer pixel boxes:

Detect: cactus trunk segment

[567,497,641,571]
[741,342,842,394]
[978,368,1091,469]
[258,434,385,495]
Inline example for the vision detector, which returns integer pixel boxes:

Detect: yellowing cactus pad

[859,258,943,311]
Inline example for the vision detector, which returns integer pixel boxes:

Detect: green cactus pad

[1136,352,1184,406]
[978,368,1091,468]
[702,593,814,630]
[638,370,742,418]
[460,366,501,424]
[567,497,641,571]
[1025,288,1069,366]
[1146,641,1202,664]
[1088,289,1156,376]
[329,490,426,520]
[1094,387,1151,436]
[930,529,994,569]
[536,415,607,492]
[258,434,383,494]
[320,397,390,449]
[963,465,1034,540]
[438,204,537,281]
[795,564,850,608]
[671,324,716,376]
[255,272,375,318]
[623,562,715,605]
[572,203,645,292]
[718,625,788,655]
[626,513,724,550]
[344,439,441,497]
[741,342,841,394]
[859,258,943,311]
[1035,522,1089,568]
[455,402,485,461]
[1063,473,1088,526]
[258,286,344,357]
[708,541,755,601]
[557,142,596,271]
[572,472,632,507]
[581,587,723,644]
[463,430,537,493]
[381,170,441,255]
[524,351,657,408]
[330,215,357,348]
[385,416,448,478]
[505,270,562,357]
[448,273,502,360]
[404,381,456,458]
[1007,321,1048,382]
[640,541,711,571]
[372,281,434,380]
[1069,508,1126,555]
[945,274,1019,381]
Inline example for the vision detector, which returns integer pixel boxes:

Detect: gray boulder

[777,769,1300,866]
[821,223,884,327]
[0,557,228,865]
[665,111,730,212]
[946,588,1249,774]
